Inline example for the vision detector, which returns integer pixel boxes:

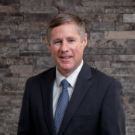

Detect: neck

[57,60,84,77]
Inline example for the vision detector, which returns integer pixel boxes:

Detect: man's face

[48,22,87,76]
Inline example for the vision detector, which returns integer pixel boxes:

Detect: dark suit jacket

[17,63,125,135]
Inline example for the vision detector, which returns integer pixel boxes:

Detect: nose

[60,41,69,52]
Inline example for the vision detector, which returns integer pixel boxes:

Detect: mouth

[59,56,72,62]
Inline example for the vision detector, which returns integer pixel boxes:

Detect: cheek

[49,47,59,56]
[74,46,84,56]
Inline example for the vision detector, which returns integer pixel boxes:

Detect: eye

[67,38,75,43]
[69,39,74,42]
[52,40,62,46]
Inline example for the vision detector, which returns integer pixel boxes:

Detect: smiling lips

[59,55,72,62]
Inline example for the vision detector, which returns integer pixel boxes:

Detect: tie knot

[61,79,69,89]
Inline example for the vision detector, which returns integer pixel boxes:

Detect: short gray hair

[47,13,86,43]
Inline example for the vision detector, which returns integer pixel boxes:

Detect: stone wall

[0,0,135,134]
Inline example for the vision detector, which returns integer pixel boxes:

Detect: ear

[47,44,51,52]
[82,33,88,47]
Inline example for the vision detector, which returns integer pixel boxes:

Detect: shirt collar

[56,60,84,88]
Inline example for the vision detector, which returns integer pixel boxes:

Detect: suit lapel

[40,68,56,135]
[58,63,93,135]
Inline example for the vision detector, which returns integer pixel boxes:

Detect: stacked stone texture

[0,0,135,134]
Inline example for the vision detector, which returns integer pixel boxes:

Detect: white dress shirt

[52,60,84,117]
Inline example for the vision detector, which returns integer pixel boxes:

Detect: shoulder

[91,67,113,81]
[84,63,121,88]
[88,65,123,98]
[26,67,56,85]
[93,67,122,91]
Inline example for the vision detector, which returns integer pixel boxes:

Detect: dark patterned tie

[54,79,69,133]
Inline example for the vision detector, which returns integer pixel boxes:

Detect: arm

[100,79,126,135]
[17,79,34,135]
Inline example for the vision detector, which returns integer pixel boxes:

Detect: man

[17,13,125,135]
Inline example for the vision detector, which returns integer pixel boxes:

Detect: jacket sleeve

[100,79,126,135]
[17,78,34,135]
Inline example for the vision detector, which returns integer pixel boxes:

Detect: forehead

[50,23,80,37]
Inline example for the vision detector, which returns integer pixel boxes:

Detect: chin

[61,64,73,70]
[60,66,75,74]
